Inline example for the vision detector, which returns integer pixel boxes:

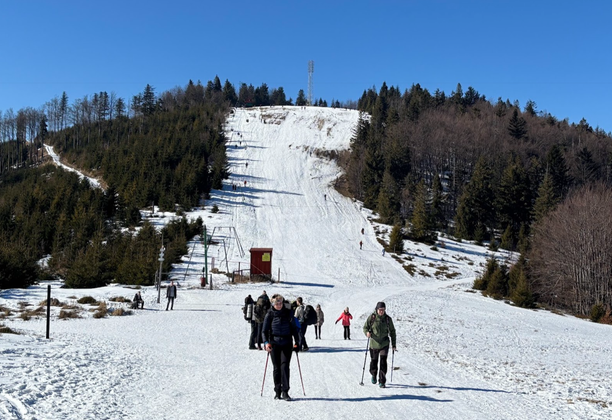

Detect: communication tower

[308,60,314,106]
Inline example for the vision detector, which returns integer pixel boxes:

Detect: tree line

[347,82,612,318]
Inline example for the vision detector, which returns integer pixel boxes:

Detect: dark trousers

[314,325,322,339]
[343,325,351,339]
[369,346,389,384]
[271,344,293,393]
[256,323,263,347]
[299,324,309,350]
[249,321,258,348]
[166,297,175,310]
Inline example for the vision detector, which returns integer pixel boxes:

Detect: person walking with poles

[166,281,177,310]
[363,301,396,388]
[335,307,353,340]
[262,295,300,401]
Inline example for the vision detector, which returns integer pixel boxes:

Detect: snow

[2,106,611,419]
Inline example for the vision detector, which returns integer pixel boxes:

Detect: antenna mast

[308,60,314,106]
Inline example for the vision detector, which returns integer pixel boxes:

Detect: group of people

[244,292,397,400]
[128,280,178,311]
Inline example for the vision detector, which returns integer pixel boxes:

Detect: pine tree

[388,224,404,254]
[496,155,531,235]
[430,173,444,230]
[296,90,307,106]
[508,108,527,140]
[545,144,571,199]
[454,156,495,240]
[411,180,433,243]
[533,171,559,223]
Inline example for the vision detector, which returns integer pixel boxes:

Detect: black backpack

[303,304,317,325]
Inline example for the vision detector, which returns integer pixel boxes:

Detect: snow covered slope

[1,106,611,420]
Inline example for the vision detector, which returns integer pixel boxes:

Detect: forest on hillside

[348,82,612,319]
[0,77,347,290]
[1,77,611,320]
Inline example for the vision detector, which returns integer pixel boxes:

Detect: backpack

[303,304,317,326]
[254,296,270,322]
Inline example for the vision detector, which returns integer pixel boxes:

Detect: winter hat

[375,302,386,310]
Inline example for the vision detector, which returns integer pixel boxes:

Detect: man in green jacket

[363,301,397,388]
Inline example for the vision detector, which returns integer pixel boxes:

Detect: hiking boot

[379,382,386,388]
[274,390,281,400]
[281,391,292,401]
[371,376,377,384]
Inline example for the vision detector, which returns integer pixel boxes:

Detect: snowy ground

[1,106,611,419]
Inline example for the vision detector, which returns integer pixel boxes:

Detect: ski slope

[1,106,611,419]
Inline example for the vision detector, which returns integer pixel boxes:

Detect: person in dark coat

[363,301,397,388]
[243,294,258,349]
[132,292,144,309]
[166,281,177,310]
[262,295,300,401]
[254,291,271,350]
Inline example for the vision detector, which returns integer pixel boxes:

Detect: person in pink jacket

[335,307,353,340]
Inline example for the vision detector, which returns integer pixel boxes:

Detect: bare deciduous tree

[530,183,612,315]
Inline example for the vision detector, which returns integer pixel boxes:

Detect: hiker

[254,291,271,350]
[359,240,363,250]
[294,297,309,351]
[244,294,258,349]
[314,304,324,339]
[262,295,300,401]
[363,302,397,388]
[132,292,144,309]
[166,281,177,311]
[335,307,353,340]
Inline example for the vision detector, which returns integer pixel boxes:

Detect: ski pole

[260,351,270,397]
[359,337,370,385]
[295,351,306,396]
[390,348,395,383]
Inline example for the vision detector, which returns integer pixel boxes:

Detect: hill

[1,106,611,419]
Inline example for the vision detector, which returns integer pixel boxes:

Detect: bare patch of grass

[77,296,98,305]
[111,308,132,316]
[0,324,19,334]
[59,309,81,319]
[93,302,108,318]
[39,298,62,307]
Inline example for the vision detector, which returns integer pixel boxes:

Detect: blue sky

[2,0,611,131]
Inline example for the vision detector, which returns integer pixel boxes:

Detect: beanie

[375,301,386,310]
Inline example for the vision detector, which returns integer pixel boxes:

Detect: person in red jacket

[335,307,353,340]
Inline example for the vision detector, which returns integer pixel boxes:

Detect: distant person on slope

[166,281,177,311]
[335,307,353,340]
[314,304,325,339]
[262,295,300,401]
[363,302,397,388]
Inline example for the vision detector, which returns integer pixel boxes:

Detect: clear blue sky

[2,0,611,131]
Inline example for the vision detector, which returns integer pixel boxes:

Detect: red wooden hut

[249,248,273,279]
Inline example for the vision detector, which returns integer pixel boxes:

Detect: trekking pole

[359,337,370,385]
[390,348,395,383]
[295,352,306,396]
[260,351,270,397]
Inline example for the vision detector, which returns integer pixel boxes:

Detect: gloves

[293,345,300,353]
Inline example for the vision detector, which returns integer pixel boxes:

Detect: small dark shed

[250,248,273,278]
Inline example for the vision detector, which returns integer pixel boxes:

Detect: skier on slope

[363,302,397,388]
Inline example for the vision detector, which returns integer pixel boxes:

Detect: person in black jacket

[166,281,177,310]
[262,294,300,401]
